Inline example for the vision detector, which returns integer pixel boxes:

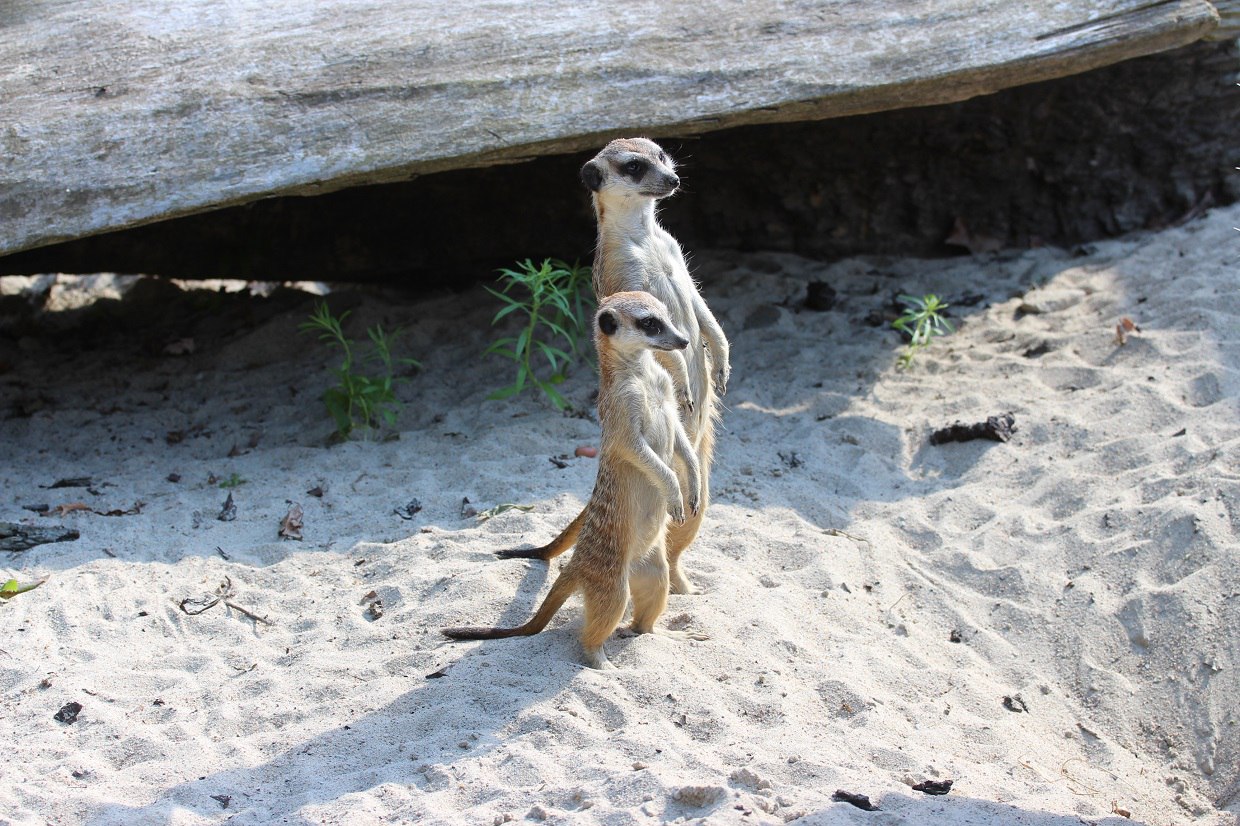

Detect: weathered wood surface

[1205,0,1240,36]
[0,0,1219,258]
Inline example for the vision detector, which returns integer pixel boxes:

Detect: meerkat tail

[494,508,586,560]
[442,572,579,640]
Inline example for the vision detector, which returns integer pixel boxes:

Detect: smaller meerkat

[444,292,704,670]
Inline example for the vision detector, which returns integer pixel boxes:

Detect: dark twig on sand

[0,522,80,553]
[178,576,273,626]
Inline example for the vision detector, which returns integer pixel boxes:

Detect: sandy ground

[0,203,1237,826]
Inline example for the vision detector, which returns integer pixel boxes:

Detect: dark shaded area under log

[3,41,1236,287]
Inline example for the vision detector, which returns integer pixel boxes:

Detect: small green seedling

[1,577,46,600]
[485,259,594,410]
[300,302,421,438]
[892,294,955,368]
[218,473,246,489]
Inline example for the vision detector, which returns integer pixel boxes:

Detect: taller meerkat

[499,138,730,595]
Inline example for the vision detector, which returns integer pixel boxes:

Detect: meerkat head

[580,138,680,203]
[596,291,689,354]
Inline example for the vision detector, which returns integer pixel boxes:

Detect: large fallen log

[0,0,1219,258]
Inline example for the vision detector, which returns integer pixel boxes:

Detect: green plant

[485,259,594,410]
[892,294,955,368]
[218,473,246,489]
[1,577,45,601]
[299,302,420,437]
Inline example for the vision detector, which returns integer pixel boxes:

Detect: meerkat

[497,138,730,596]
[445,292,704,670]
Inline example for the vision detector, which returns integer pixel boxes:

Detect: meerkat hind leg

[627,549,671,634]
[626,546,708,641]
[665,434,712,595]
[578,579,628,671]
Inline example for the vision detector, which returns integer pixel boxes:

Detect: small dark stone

[929,413,1016,446]
[805,281,837,311]
[1022,342,1052,358]
[395,498,423,520]
[1002,695,1029,713]
[211,794,231,809]
[166,473,182,483]
[912,779,954,796]
[949,629,962,643]
[832,790,878,811]
[306,485,324,497]
[54,701,83,724]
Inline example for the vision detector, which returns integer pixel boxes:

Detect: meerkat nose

[666,173,680,188]
[673,334,689,350]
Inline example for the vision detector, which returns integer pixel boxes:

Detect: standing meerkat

[445,292,704,670]
[498,138,730,595]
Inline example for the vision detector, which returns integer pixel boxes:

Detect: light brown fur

[445,293,704,669]
[498,138,730,595]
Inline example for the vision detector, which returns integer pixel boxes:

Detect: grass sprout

[486,259,594,410]
[299,302,420,438]
[892,293,955,368]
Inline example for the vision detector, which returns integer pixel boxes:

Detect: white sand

[1,204,1237,826]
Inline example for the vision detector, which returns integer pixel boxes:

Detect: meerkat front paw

[679,386,695,413]
[668,499,687,525]
[714,362,731,396]
[687,491,701,517]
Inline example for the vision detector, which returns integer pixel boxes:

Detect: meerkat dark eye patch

[597,311,618,336]
[580,162,604,192]
[621,159,647,180]
[637,316,664,336]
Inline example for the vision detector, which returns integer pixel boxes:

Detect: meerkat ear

[597,310,618,336]
[580,161,604,192]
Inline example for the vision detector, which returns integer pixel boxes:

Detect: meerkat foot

[625,624,708,642]
[657,628,710,642]
[582,647,618,670]
[668,569,698,596]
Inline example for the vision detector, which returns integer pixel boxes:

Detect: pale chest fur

[602,356,678,462]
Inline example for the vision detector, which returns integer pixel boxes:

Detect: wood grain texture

[1205,0,1240,37]
[0,0,1219,257]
